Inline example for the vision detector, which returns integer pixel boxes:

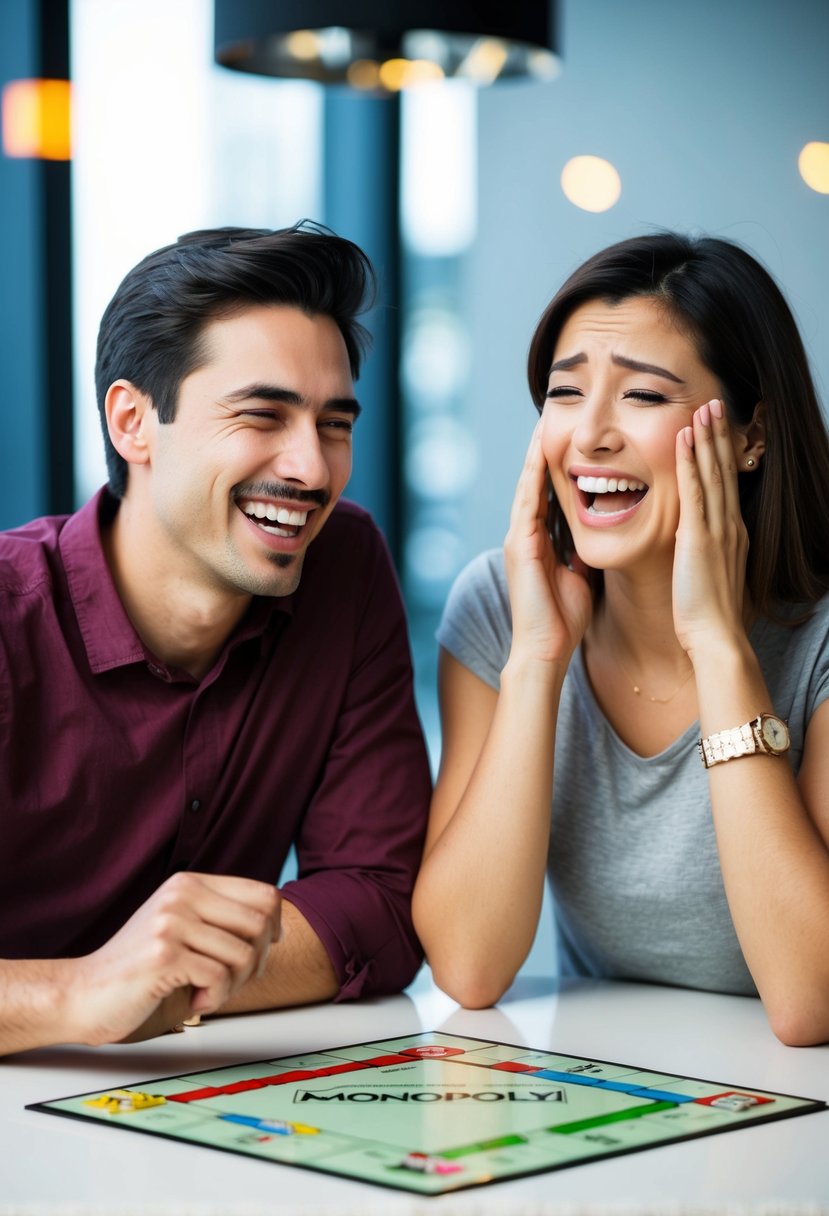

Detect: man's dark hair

[527,231,829,617]
[95,222,376,497]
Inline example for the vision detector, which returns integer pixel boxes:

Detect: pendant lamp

[214,1,558,89]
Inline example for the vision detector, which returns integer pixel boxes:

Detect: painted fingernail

[699,403,711,427]
[684,426,694,448]
[709,398,723,419]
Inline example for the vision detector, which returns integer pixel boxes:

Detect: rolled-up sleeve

[280,523,432,998]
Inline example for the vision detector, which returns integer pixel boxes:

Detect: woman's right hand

[504,421,593,666]
[414,422,591,1006]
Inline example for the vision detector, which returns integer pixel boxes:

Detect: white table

[2,971,828,1214]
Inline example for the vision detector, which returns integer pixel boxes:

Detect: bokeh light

[798,141,829,194]
[560,155,621,212]
[346,59,380,89]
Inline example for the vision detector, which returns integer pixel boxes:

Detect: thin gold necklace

[612,649,695,704]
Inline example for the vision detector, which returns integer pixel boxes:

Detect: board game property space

[29,1032,826,1196]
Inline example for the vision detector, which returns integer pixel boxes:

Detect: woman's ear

[735,401,766,471]
[104,381,152,467]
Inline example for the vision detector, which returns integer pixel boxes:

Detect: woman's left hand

[672,398,750,663]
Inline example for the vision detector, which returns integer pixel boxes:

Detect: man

[0,224,432,1054]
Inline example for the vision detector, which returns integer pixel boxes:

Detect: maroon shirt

[0,490,431,998]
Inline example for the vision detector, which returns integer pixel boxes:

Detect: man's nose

[270,419,330,488]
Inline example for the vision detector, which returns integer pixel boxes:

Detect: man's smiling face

[140,304,358,600]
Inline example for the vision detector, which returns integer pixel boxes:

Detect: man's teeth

[576,475,646,494]
[243,503,309,526]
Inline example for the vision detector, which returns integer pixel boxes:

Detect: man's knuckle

[168,871,197,895]
[253,886,279,918]
[147,933,176,968]
[249,906,271,936]
[202,958,230,987]
[198,958,229,997]
[155,874,192,910]
[237,940,257,971]
[153,908,178,936]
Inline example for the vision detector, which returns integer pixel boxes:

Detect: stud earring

[746,458,755,468]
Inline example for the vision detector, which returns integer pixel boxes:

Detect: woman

[412,233,829,1045]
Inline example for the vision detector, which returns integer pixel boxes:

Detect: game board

[29,1032,826,1196]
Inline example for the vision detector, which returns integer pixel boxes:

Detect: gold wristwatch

[697,714,790,769]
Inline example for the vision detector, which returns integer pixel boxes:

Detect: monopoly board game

[29,1032,826,1196]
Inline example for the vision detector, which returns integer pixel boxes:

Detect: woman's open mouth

[573,474,649,521]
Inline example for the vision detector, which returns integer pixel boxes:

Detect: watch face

[760,715,790,753]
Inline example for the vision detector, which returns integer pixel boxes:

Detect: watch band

[697,714,790,769]
[698,721,758,768]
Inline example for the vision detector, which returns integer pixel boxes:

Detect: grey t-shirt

[437,550,829,996]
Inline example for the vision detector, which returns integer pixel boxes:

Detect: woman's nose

[572,395,622,455]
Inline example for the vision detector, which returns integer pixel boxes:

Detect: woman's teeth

[576,475,646,494]
[575,474,648,517]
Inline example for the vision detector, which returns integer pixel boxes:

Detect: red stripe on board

[315,1061,373,1077]
[167,1087,223,1103]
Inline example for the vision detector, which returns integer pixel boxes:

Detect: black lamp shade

[214,0,558,86]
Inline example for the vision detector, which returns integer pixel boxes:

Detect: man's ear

[735,401,766,471]
[105,380,153,467]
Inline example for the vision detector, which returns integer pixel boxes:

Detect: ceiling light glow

[346,58,380,89]
[284,30,321,61]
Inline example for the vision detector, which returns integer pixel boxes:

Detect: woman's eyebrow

[549,352,685,384]
[549,353,586,373]
[612,354,684,383]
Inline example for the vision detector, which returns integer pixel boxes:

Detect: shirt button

[190,799,202,812]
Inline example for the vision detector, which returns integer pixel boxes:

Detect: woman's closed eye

[623,389,669,404]
[545,386,669,405]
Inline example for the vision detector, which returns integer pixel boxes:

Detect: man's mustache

[233,482,330,509]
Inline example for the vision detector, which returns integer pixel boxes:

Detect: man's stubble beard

[221,538,305,599]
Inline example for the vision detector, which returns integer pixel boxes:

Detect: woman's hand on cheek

[504,421,593,667]
[672,399,749,662]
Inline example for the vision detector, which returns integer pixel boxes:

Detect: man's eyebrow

[548,352,683,384]
[223,384,362,417]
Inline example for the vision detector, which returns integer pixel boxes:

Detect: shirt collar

[60,488,293,676]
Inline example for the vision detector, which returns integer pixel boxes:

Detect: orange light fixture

[2,78,72,160]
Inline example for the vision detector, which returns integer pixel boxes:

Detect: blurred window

[71,0,321,501]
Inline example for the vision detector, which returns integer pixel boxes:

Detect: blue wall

[461,0,829,560]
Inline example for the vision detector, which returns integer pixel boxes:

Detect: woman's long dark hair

[527,233,829,618]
